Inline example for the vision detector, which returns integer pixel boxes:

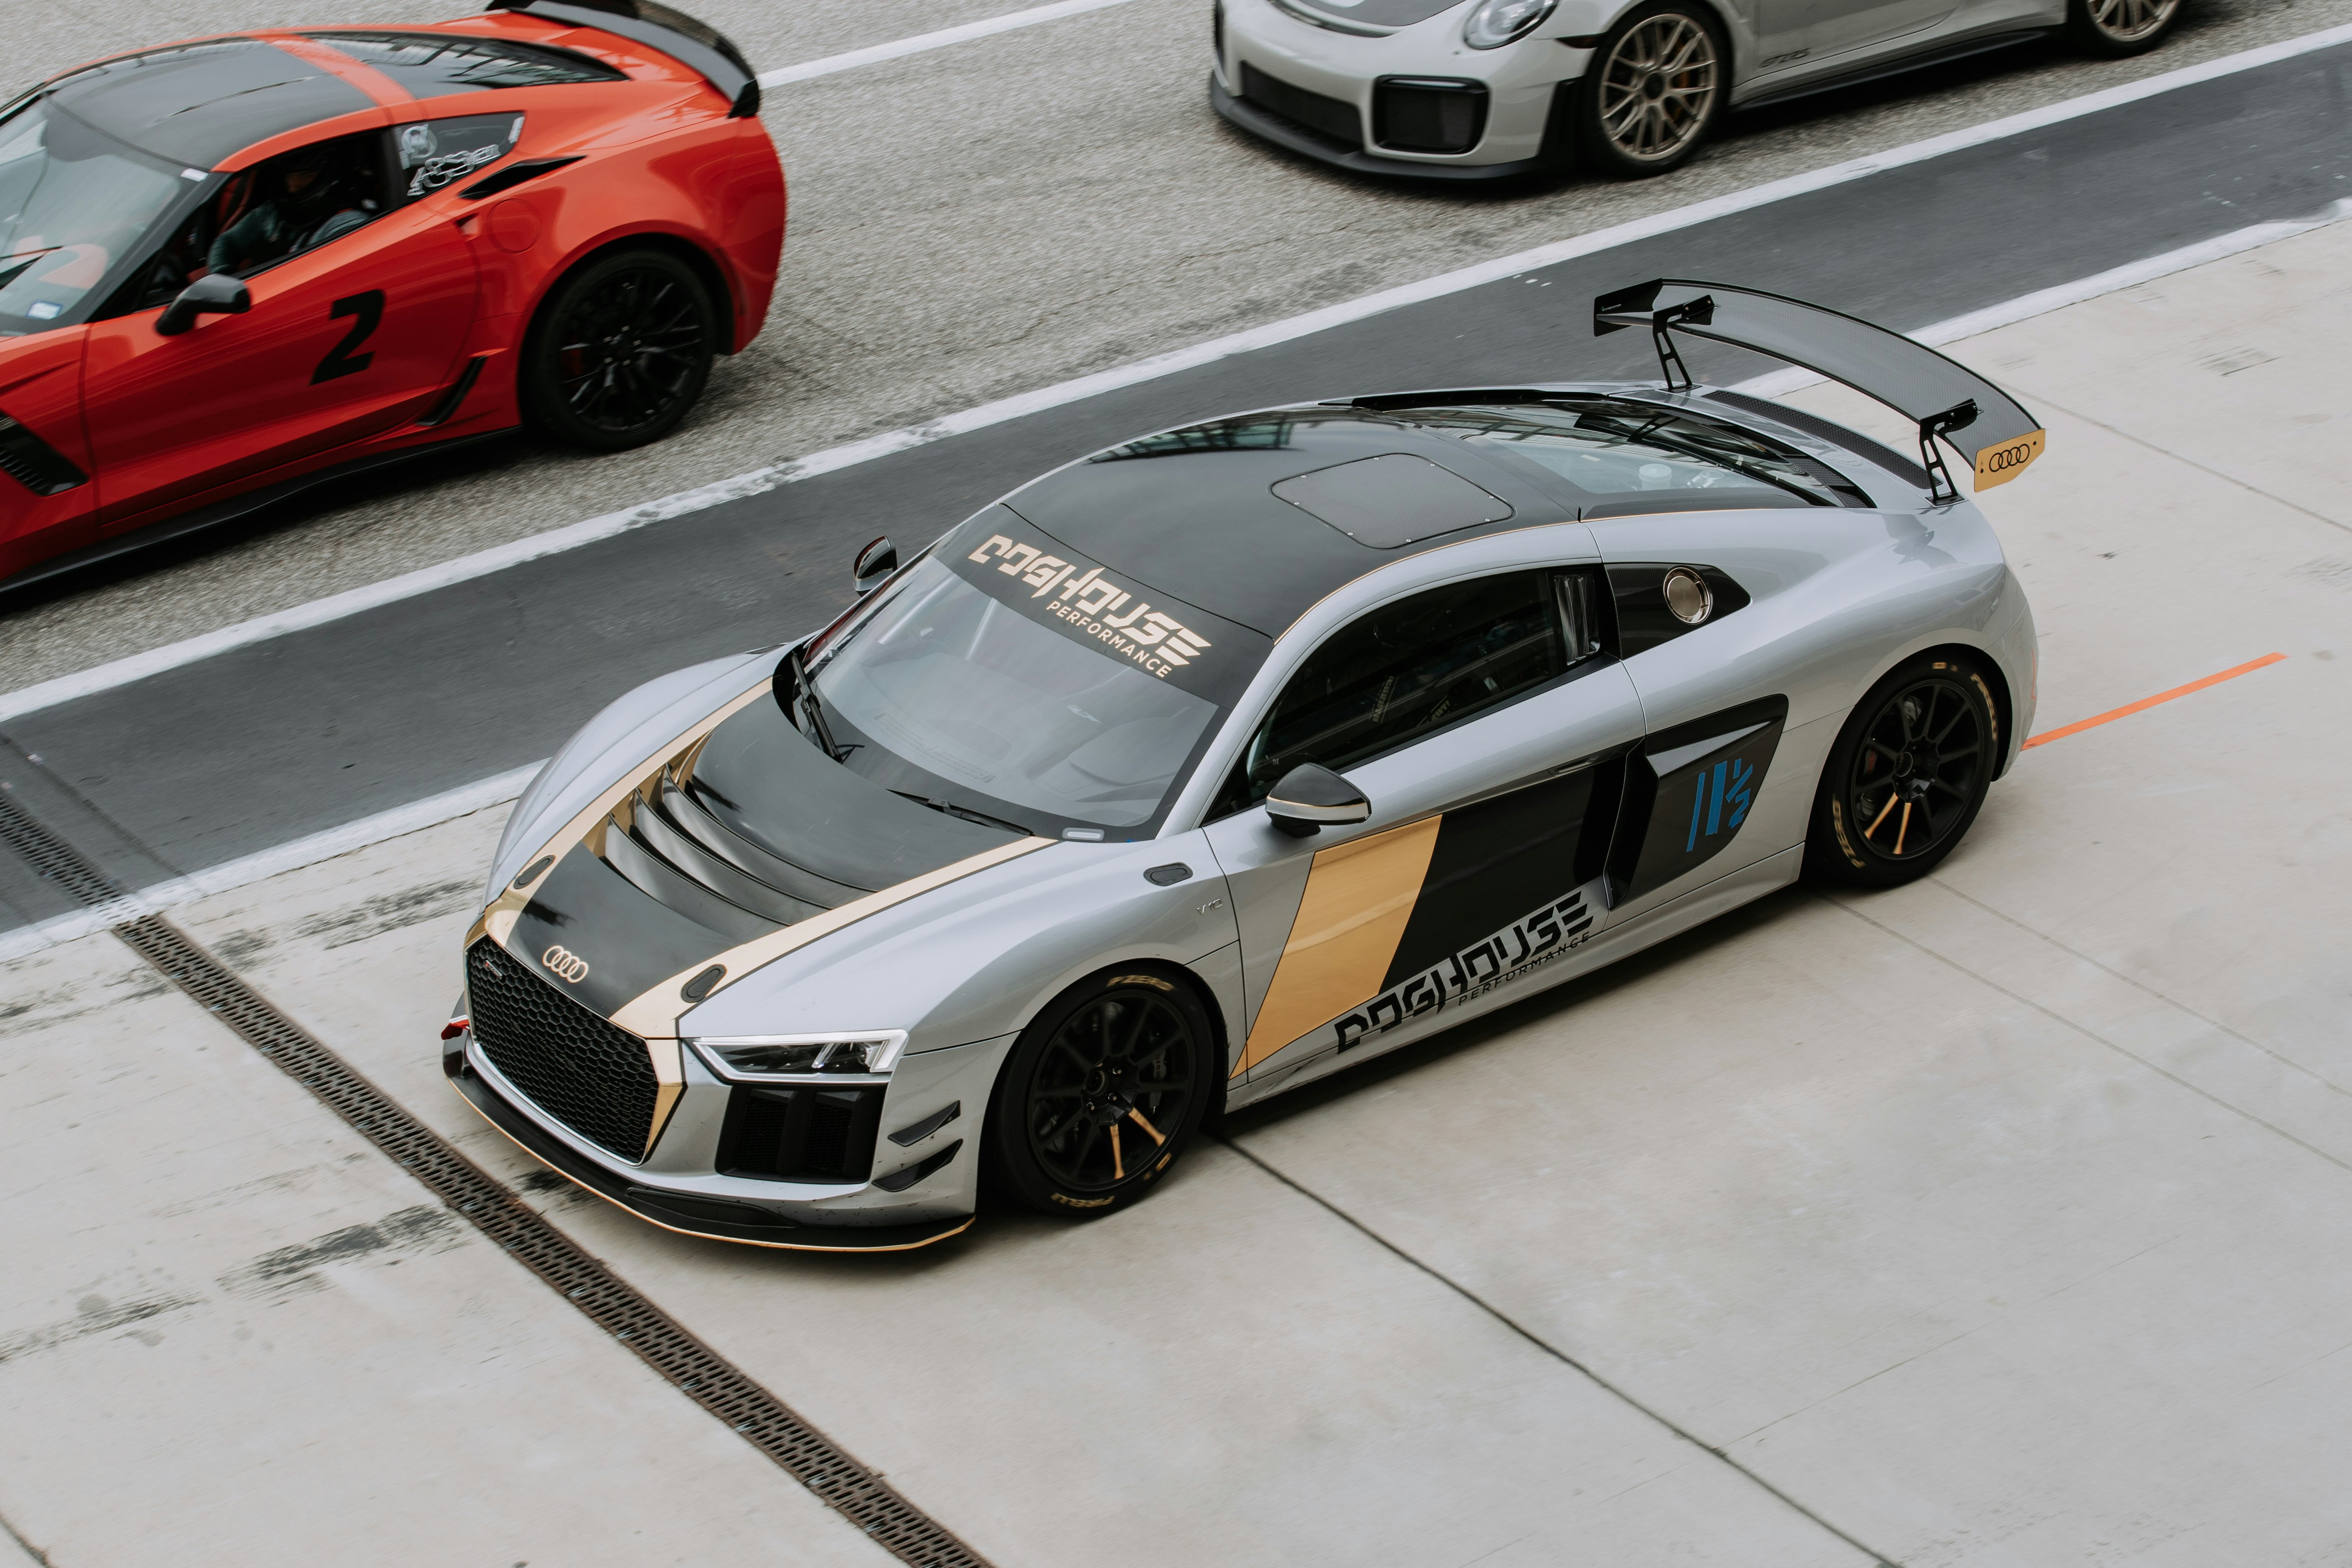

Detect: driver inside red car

[207,140,378,277]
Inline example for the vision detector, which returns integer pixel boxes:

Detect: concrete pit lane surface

[6,6,2352,1566]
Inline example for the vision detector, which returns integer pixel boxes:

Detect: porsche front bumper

[1212,0,1588,177]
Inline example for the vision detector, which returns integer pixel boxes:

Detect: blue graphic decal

[1684,755,1755,851]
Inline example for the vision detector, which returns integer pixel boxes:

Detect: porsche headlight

[692,1032,908,1080]
[1462,0,1555,47]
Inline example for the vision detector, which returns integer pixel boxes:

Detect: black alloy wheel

[986,968,1216,1217]
[522,248,717,452]
[2065,0,2183,56]
[1574,2,1726,178]
[1807,654,2001,887]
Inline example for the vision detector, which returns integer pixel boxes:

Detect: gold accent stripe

[609,836,1057,1038]
[1973,428,2045,490]
[453,1083,975,1253]
[478,676,777,946]
[644,1036,684,1160]
[1237,815,1442,1075]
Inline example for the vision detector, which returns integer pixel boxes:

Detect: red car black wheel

[523,248,716,452]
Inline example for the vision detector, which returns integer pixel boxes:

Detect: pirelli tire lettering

[967,533,1212,678]
[1334,886,1598,1051]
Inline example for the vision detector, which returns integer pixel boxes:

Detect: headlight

[1462,0,1555,47]
[691,1032,908,1080]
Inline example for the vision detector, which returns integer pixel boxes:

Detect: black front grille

[718,1083,884,1183]
[467,940,658,1161]
[1241,62,1361,148]
[1373,77,1487,154]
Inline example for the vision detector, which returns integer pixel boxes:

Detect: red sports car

[0,0,785,589]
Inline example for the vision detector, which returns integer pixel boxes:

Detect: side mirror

[1264,763,1370,838]
[156,274,250,337]
[853,535,898,594]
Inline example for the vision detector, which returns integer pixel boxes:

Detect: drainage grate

[0,788,989,1568]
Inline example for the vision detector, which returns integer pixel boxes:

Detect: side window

[201,130,389,282]
[1214,569,1602,815]
[394,114,524,200]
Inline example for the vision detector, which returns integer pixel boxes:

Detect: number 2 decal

[312,290,384,384]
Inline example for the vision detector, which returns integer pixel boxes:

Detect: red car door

[81,138,477,536]
[0,328,96,580]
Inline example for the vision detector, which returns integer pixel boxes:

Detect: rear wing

[1594,279,2044,502]
[488,0,761,116]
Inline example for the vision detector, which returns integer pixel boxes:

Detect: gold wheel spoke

[1894,801,1914,856]
[1864,793,1899,838]
[1128,1107,1166,1146]
[1110,1121,1125,1181]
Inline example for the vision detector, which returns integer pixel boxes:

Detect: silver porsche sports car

[1211,0,2181,181]
[446,282,2047,1251]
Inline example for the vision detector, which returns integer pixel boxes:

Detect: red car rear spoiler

[1595,279,2045,503]
[487,0,761,117]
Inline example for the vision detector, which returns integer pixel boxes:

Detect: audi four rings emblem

[542,945,590,983]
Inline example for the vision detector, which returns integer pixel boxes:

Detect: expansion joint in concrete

[1215,1134,1906,1568]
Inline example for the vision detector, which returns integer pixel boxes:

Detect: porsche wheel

[1573,2,1726,179]
[986,967,1215,1217]
[522,248,717,452]
[2065,0,2182,56]
[1806,654,2001,887]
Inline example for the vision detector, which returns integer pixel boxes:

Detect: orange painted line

[2023,653,2287,749]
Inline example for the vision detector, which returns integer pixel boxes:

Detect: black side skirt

[1,430,513,599]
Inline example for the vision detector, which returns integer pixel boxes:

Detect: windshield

[0,97,189,335]
[1408,399,1867,516]
[807,557,1224,834]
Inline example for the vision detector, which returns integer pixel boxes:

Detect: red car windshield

[0,97,190,335]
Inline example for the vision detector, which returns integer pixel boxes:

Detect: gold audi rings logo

[1972,428,2044,489]
[541,945,590,983]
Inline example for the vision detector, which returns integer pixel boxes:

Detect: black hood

[503,701,1014,1018]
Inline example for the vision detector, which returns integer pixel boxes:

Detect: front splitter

[450,1060,973,1253]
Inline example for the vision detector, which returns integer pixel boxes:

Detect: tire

[1805,652,2002,887]
[985,966,1217,1218]
[521,248,717,452]
[2064,0,2182,56]
[1572,2,1727,179]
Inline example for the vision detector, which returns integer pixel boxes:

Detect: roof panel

[1001,410,1573,636]
[47,39,372,167]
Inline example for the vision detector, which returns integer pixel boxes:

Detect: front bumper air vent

[466,940,659,1161]
[1373,77,1488,154]
[717,1083,885,1183]
[1240,62,1363,149]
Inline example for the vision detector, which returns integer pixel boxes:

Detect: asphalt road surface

[7,8,2352,1564]
[3,0,2348,686]
[1,31,2349,929]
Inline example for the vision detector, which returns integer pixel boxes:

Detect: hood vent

[593,754,861,938]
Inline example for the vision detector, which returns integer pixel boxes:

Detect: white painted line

[0,762,541,962]
[756,0,1147,87]
[7,18,2351,730]
[1732,198,2352,398]
[9,193,2351,957]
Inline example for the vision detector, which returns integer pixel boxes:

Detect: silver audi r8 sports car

[1210,0,2181,181]
[446,281,2048,1251]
